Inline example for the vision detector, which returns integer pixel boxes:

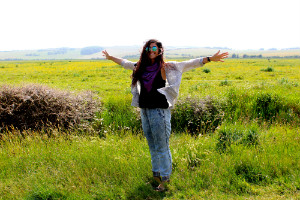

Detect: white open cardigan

[121,58,205,108]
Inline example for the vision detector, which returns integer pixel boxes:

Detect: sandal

[155,181,168,192]
[155,185,165,192]
[146,172,161,187]
[155,177,170,192]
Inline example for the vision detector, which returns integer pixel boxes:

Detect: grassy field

[0,58,300,199]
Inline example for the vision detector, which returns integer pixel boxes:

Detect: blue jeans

[140,108,172,180]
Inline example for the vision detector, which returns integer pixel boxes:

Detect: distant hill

[0,46,104,60]
[0,46,299,60]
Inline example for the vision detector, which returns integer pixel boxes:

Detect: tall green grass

[95,95,141,134]
[0,124,299,199]
[224,88,300,124]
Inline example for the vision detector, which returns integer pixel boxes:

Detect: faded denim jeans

[140,108,172,181]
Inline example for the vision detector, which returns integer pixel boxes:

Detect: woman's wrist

[203,57,211,64]
[107,55,112,60]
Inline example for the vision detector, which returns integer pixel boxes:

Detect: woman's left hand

[211,50,229,62]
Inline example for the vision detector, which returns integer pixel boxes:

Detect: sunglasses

[145,46,158,52]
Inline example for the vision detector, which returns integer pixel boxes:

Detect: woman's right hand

[102,50,111,60]
[101,50,124,65]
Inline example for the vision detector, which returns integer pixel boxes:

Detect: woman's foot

[155,181,168,192]
[146,172,161,187]
[155,177,170,192]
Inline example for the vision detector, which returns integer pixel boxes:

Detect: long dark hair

[131,39,165,86]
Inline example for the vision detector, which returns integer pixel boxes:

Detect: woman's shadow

[126,178,167,200]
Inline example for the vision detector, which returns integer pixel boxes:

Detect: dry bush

[0,84,101,131]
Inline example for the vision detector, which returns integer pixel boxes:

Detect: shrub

[216,126,243,153]
[260,66,274,72]
[234,161,266,184]
[220,79,230,86]
[242,129,259,146]
[0,84,101,132]
[202,68,211,73]
[216,124,260,153]
[253,93,282,121]
[171,96,224,135]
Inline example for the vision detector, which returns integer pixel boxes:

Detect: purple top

[141,62,162,92]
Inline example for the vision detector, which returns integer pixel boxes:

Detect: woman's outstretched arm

[102,50,135,70]
[202,50,229,64]
[175,50,229,72]
[102,50,124,65]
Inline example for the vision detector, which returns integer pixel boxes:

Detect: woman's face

[147,43,159,61]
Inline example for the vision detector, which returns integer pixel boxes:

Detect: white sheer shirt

[121,58,205,108]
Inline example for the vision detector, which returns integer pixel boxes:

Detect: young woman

[102,39,228,191]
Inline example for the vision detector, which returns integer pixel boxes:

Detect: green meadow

[0,58,300,199]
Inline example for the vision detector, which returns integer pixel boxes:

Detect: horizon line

[1,46,300,52]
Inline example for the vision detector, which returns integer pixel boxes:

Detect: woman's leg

[151,108,172,179]
[140,108,160,174]
[140,108,172,180]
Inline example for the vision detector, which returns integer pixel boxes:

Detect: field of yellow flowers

[1,59,299,101]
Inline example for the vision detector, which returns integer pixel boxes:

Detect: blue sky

[1,0,300,51]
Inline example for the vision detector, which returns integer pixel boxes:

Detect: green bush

[260,66,274,72]
[234,161,266,184]
[216,126,243,153]
[253,93,282,121]
[216,124,260,153]
[202,68,211,73]
[171,96,224,135]
[220,79,230,86]
[242,129,259,146]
